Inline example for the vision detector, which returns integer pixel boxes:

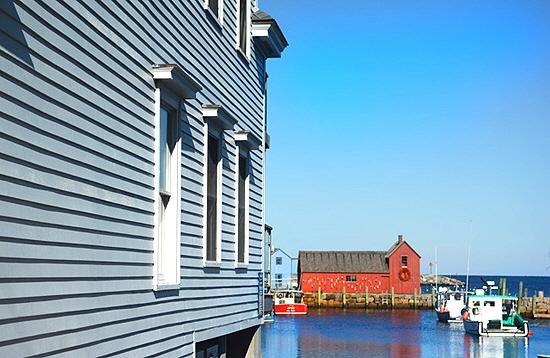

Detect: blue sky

[260,0,550,275]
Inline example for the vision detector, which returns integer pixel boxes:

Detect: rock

[420,274,464,286]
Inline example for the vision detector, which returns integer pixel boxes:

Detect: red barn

[298,235,421,294]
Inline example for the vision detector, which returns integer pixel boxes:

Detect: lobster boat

[435,287,468,323]
[273,290,308,316]
[463,295,529,337]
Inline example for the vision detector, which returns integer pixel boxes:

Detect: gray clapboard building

[0,0,286,357]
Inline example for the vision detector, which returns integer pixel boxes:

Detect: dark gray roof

[252,9,273,22]
[252,9,288,49]
[298,251,389,274]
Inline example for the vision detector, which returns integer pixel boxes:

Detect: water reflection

[262,309,550,358]
[463,335,529,358]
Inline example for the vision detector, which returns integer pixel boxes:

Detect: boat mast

[465,245,471,293]
[435,247,438,301]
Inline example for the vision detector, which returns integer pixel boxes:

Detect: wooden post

[518,281,523,312]
[391,287,395,309]
[524,287,528,298]
[532,294,536,318]
[318,286,321,308]
[498,278,503,295]
[343,285,347,307]
[413,288,417,310]
[502,278,507,296]
[365,286,369,309]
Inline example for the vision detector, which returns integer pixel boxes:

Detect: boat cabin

[467,295,520,328]
[275,290,304,305]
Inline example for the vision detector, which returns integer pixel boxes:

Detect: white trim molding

[152,64,201,99]
[234,130,262,151]
[202,104,238,130]
[251,13,288,58]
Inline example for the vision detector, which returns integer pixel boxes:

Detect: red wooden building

[298,235,421,294]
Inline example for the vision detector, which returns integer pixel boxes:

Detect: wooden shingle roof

[298,251,389,274]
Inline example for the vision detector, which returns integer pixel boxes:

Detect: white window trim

[201,105,237,266]
[152,89,182,291]
[203,125,224,265]
[204,0,224,25]
[233,130,260,267]
[151,64,200,291]
[235,0,251,59]
[234,147,250,266]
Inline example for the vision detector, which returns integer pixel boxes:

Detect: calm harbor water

[261,309,550,358]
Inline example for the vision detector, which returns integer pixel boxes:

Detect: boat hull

[463,320,529,337]
[436,310,462,323]
[274,303,308,315]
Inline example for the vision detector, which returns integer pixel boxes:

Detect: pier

[302,290,550,317]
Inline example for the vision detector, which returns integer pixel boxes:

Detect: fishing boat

[435,287,468,323]
[462,295,530,337]
[273,290,308,315]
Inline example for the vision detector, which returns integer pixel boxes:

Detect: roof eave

[251,20,288,58]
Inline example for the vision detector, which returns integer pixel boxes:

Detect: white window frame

[235,0,251,58]
[233,130,260,267]
[204,0,224,25]
[235,147,250,266]
[203,125,224,265]
[202,105,237,266]
[152,89,182,291]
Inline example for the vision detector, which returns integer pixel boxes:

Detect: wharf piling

[303,290,550,316]
[343,286,347,307]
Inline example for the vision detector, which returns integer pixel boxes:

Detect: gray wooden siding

[1,0,269,356]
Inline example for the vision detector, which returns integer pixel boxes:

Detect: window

[237,154,249,263]
[401,255,408,267]
[151,64,200,290]
[346,275,357,282]
[201,105,237,265]
[233,130,260,265]
[237,0,250,55]
[154,102,181,290]
[206,134,220,262]
[205,0,223,23]
[275,257,282,265]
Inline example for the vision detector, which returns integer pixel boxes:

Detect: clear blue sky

[261,0,550,276]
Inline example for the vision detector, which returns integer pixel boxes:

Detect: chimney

[398,234,404,243]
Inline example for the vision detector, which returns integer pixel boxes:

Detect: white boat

[463,295,530,337]
[435,287,468,323]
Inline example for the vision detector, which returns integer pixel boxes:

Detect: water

[422,275,550,295]
[261,309,550,358]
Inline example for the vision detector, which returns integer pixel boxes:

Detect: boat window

[472,301,480,307]
[484,301,495,307]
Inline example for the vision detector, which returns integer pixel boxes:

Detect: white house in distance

[0,0,286,357]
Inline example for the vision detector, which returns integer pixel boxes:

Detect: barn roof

[385,238,421,259]
[298,251,389,274]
